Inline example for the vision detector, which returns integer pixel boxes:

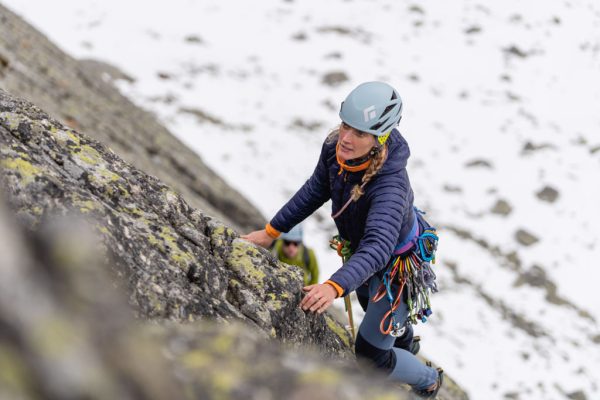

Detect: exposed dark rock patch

[465,26,482,34]
[408,5,425,14]
[503,45,531,59]
[291,31,308,41]
[322,71,349,87]
[178,107,253,132]
[567,390,588,400]
[522,141,556,154]
[536,186,559,203]
[515,229,539,246]
[289,118,323,131]
[184,34,204,44]
[316,26,372,44]
[443,184,463,193]
[465,158,493,168]
[491,199,512,216]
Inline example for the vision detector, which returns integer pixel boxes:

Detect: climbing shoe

[411,362,443,399]
[407,335,421,355]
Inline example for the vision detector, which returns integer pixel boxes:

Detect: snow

[4,0,600,398]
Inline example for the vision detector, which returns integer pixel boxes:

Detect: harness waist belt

[393,210,419,255]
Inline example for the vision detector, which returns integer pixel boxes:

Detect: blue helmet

[280,224,303,242]
[339,81,403,137]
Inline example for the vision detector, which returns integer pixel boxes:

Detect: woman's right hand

[241,229,274,248]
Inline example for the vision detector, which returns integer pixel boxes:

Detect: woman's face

[337,122,377,161]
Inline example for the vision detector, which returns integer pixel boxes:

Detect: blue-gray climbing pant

[354,274,438,391]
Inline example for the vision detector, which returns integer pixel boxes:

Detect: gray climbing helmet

[280,224,303,242]
[339,81,403,137]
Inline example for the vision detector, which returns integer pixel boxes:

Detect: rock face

[0,89,351,354]
[0,188,409,400]
[0,3,263,233]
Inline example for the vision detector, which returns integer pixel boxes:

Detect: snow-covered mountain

[4,1,599,398]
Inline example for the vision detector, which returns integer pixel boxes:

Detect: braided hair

[350,144,388,201]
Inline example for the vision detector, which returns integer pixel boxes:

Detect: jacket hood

[379,128,410,175]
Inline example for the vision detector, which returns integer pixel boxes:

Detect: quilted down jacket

[270,128,415,295]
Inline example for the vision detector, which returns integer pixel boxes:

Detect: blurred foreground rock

[0,193,408,400]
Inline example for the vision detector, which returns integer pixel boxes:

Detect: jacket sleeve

[328,171,410,294]
[269,141,331,233]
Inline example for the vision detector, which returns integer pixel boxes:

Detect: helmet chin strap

[369,145,381,158]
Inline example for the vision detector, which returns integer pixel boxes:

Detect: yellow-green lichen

[265,293,285,311]
[75,144,102,166]
[0,343,32,396]
[145,289,164,312]
[120,205,143,217]
[211,334,234,354]
[325,315,351,349]
[99,168,121,183]
[147,227,195,270]
[0,157,42,185]
[76,200,96,214]
[212,371,236,397]
[48,127,80,146]
[227,241,266,286]
[210,224,233,248]
[31,206,43,216]
[299,368,342,386]
[181,350,213,369]
[370,394,401,400]
[30,318,76,357]
[0,112,22,131]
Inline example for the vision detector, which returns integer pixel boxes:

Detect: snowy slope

[4,0,600,398]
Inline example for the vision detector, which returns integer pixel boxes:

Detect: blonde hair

[350,144,387,201]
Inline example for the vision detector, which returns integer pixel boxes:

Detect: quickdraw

[375,227,439,333]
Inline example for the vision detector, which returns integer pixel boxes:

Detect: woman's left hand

[300,283,337,314]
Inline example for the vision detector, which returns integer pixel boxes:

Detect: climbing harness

[330,208,439,338]
[375,209,439,334]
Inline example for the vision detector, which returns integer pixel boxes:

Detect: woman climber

[243,81,443,398]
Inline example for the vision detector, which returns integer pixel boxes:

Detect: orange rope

[379,279,406,335]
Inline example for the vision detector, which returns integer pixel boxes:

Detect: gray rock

[465,159,493,169]
[491,199,512,216]
[536,186,559,203]
[0,89,350,355]
[515,229,539,246]
[0,190,410,400]
[322,71,349,87]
